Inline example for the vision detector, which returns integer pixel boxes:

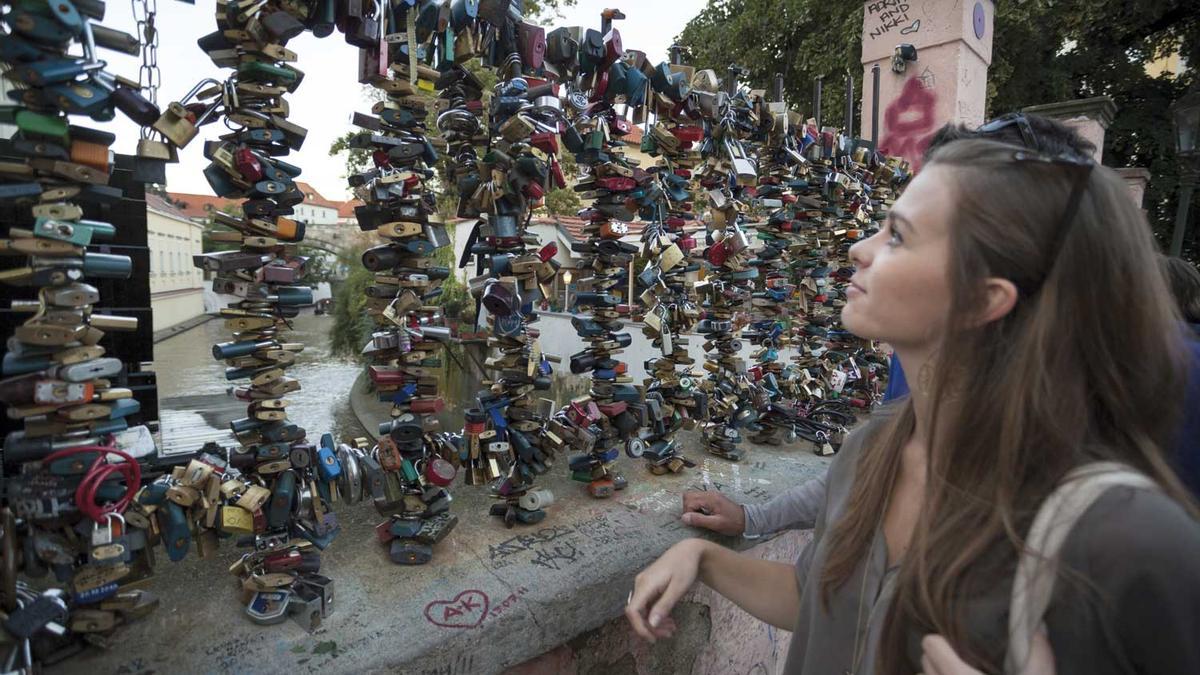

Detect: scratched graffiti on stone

[420,652,476,675]
[487,524,576,561]
[530,541,583,570]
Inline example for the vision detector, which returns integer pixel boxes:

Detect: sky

[88,0,708,201]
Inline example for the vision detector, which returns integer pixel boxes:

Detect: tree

[675,0,1200,259]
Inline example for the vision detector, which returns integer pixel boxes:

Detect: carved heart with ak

[424,590,490,628]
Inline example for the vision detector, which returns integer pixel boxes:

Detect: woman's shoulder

[825,404,900,483]
[1063,484,1200,577]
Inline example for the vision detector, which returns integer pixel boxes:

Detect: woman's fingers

[626,573,668,642]
[648,576,689,631]
[921,635,983,675]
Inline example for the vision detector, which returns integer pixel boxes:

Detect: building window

[158,250,164,277]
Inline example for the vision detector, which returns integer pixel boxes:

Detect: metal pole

[813,76,823,129]
[845,71,854,136]
[773,72,784,103]
[1170,166,1197,257]
[871,64,881,144]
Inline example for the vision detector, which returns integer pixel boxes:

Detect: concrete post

[860,0,995,170]
[1022,95,1118,163]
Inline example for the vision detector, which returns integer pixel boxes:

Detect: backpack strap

[1005,462,1159,674]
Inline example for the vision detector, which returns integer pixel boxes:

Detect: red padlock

[425,458,456,487]
[550,158,567,189]
[610,117,632,136]
[375,519,397,544]
[592,176,633,192]
[678,235,696,252]
[537,242,558,262]
[234,148,263,182]
[666,216,687,229]
[530,131,558,155]
[596,401,627,417]
[263,549,302,572]
[706,240,728,266]
[603,28,623,67]
[372,149,391,168]
[410,398,445,414]
[524,180,545,200]
[671,125,704,143]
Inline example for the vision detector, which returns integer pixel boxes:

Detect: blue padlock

[315,433,342,483]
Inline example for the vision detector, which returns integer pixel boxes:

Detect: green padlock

[15,109,69,143]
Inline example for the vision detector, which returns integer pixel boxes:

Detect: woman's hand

[625,538,709,642]
[921,632,1056,675]
[680,490,746,535]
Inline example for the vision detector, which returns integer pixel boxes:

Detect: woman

[626,138,1200,674]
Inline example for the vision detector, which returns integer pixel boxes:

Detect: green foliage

[329,246,375,359]
[676,0,1200,259]
[539,151,581,215]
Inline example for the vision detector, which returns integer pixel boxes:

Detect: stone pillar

[1022,95,1118,163]
[860,0,995,170]
[1115,167,1152,211]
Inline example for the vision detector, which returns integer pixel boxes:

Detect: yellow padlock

[219,505,255,535]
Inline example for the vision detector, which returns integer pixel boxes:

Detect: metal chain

[131,0,160,135]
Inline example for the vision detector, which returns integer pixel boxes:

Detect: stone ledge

[59,433,831,675]
[1022,96,1118,129]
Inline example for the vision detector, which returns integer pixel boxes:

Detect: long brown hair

[819,139,1197,674]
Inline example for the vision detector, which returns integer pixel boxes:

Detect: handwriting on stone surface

[425,589,490,628]
[866,0,916,40]
[423,587,530,630]
[420,652,476,675]
[879,76,939,170]
[487,525,576,561]
[530,541,582,570]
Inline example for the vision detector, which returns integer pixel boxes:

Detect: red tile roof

[146,193,195,222]
[337,199,364,218]
[294,182,346,211]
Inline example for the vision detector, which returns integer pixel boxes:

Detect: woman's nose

[849,237,872,268]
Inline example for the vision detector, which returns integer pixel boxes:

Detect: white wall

[148,207,205,331]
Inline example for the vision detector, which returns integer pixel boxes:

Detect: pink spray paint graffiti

[878,76,939,171]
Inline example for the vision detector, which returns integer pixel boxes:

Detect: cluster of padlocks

[344,0,462,565]
[158,0,349,631]
[343,2,910,517]
[0,0,177,664]
[0,0,910,668]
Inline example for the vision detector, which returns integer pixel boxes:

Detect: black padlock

[263,10,307,42]
[389,538,433,565]
[545,26,577,67]
[570,350,596,374]
[308,0,338,37]
[111,86,160,127]
[482,280,518,317]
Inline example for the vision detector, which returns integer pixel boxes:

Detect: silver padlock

[518,489,554,511]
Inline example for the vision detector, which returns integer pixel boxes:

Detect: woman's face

[842,165,955,350]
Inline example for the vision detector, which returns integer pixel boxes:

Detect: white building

[146,193,206,331]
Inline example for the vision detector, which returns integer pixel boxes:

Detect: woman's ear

[978,277,1019,325]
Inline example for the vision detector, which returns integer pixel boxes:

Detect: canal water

[151,304,795,452]
[150,311,594,450]
[151,312,370,452]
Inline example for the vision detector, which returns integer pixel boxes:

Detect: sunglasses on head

[975,114,1097,294]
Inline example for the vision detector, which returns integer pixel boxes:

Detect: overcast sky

[89,0,707,201]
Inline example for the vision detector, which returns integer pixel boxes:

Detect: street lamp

[562,270,572,311]
[1169,84,1200,257]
